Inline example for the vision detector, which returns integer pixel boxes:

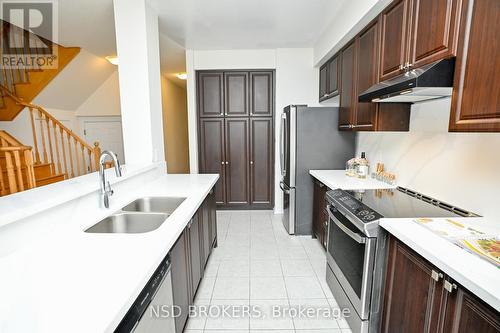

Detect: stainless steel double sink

[85,197,186,234]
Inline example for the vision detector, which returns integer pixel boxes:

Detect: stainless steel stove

[324,187,477,333]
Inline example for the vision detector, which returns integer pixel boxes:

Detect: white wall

[186,48,318,213]
[76,70,121,117]
[35,49,116,110]
[313,0,391,66]
[356,98,500,219]
[113,0,164,165]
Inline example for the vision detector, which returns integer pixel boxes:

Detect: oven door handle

[327,205,367,244]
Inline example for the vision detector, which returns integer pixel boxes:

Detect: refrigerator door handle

[279,181,290,194]
[280,113,287,177]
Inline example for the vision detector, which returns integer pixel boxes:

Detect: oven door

[326,204,376,321]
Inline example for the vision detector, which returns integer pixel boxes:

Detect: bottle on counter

[356,152,370,179]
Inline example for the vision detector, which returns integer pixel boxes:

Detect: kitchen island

[0,165,218,333]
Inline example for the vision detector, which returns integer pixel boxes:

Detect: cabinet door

[224,72,249,117]
[208,189,217,248]
[441,282,500,332]
[339,41,356,130]
[199,118,226,204]
[319,64,328,100]
[312,180,328,249]
[327,55,340,97]
[171,233,190,333]
[188,215,202,301]
[225,118,250,206]
[250,72,273,117]
[250,118,273,208]
[198,72,224,117]
[449,0,500,132]
[355,20,379,130]
[380,0,411,80]
[409,0,461,68]
[382,236,444,333]
[201,198,211,266]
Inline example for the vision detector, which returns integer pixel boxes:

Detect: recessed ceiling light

[176,73,187,80]
[105,56,119,65]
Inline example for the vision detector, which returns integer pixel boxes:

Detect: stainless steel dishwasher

[115,255,176,333]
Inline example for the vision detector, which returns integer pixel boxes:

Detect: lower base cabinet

[382,235,500,333]
[312,180,328,249]
[171,188,218,333]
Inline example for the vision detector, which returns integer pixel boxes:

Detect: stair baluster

[65,132,74,178]
[73,137,81,176]
[38,110,48,164]
[45,117,55,172]
[28,107,41,163]
[59,127,68,177]
[51,120,62,175]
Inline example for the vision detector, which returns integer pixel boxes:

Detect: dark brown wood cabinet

[171,189,217,333]
[355,21,379,130]
[380,0,460,81]
[225,118,250,206]
[380,0,411,81]
[319,55,340,101]
[312,179,328,249]
[441,282,500,332]
[171,232,190,333]
[448,0,500,132]
[382,235,500,333]
[187,214,202,301]
[250,72,273,117]
[382,235,445,333]
[339,41,356,130]
[198,72,224,117]
[250,118,273,207]
[409,0,461,69]
[198,118,226,204]
[197,70,274,209]
[224,72,249,117]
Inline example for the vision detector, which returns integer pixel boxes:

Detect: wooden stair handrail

[0,145,36,195]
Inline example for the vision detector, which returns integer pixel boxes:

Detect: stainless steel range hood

[358,58,455,103]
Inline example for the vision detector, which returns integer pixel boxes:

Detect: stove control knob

[358,210,371,216]
[364,214,376,221]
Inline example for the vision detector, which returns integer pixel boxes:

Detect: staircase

[0,19,80,120]
[0,20,101,196]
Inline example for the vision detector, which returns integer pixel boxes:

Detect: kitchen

[0,0,499,333]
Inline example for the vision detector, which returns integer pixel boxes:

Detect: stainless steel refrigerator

[279,105,355,235]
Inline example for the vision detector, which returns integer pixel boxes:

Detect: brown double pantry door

[197,70,275,209]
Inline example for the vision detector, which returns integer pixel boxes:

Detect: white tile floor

[185,210,352,333]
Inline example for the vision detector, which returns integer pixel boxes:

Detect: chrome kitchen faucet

[99,151,122,208]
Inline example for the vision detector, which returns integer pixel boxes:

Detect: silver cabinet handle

[431,270,443,282]
[225,161,229,165]
[250,161,254,165]
[352,124,373,128]
[444,280,457,293]
[339,124,354,129]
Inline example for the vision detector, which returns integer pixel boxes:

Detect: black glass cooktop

[327,187,470,223]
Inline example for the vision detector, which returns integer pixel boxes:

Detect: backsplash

[356,98,500,219]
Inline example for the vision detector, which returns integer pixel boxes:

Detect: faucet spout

[99,150,122,208]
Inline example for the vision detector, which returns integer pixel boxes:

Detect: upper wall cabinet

[380,0,461,80]
[250,72,273,117]
[449,0,500,132]
[224,72,249,117]
[380,0,411,81]
[319,54,340,102]
[409,0,461,68]
[198,72,224,117]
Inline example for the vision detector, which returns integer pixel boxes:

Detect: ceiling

[42,0,345,87]
[153,0,347,49]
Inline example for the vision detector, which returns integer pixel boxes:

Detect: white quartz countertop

[381,217,500,311]
[0,172,218,333]
[309,169,396,190]
[309,169,499,311]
